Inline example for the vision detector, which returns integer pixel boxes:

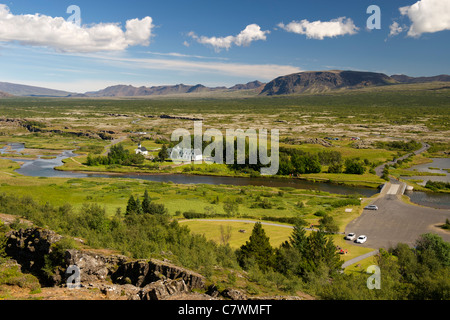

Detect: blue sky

[0,0,449,92]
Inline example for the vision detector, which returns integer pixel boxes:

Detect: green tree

[223,198,239,216]
[318,214,339,234]
[80,203,108,233]
[344,158,365,175]
[306,231,343,275]
[289,223,308,255]
[141,189,151,214]
[158,144,169,162]
[328,161,343,173]
[237,222,274,271]
[126,195,138,215]
[415,233,450,267]
[135,197,143,215]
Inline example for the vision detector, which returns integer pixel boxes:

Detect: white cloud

[389,21,404,37]
[145,51,229,60]
[188,24,269,52]
[80,53,302,80]
[399,0,450,37]
[278,17,359,40]
[0,4,154,52]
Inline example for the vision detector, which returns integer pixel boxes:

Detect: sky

[0,0,449,93]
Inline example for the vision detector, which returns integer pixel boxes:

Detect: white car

[345,233,356,241]
[364,205,378,210]
[356,235,367,244]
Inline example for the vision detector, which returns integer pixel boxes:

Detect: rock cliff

[5,227,207,300]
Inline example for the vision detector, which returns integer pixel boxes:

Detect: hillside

[0,91,13,98]
[0,81,73,97]
[229,80,265,91]
[260,70,397,95]
[85,81,263,97]
[391,74,450,83]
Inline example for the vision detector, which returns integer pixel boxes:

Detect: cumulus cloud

[278,17,359,40]
[389,21,405,37]
[0,4,153,52]
[188,24,269,52]
[399,0,450,37]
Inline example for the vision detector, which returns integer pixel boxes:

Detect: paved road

[178,219,323,233]
[374,142,430,177]
[341,250,379,268]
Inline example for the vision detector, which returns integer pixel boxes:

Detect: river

[1,143,449,209]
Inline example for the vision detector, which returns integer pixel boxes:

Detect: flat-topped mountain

[260,70,397,95]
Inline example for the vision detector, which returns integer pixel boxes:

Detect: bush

[344,159,365,175]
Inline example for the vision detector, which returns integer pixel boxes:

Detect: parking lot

[345,194,450,249]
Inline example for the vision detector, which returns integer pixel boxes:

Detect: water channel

[1,143,449,209]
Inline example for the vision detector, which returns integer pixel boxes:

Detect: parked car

[356,235,367,244]
[345,233,356,241]
[364,205,378,210]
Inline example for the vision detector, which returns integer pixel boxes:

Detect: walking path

[341,249,379,268]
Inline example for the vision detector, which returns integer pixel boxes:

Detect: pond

[401,158,450,186]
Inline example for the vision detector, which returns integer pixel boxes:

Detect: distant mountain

[0,91,13,98]
[229,80,265,90]
[85,83,230,97]
[84,82,261,97]
[0,81,73,97]
[2,71,450,98]
[260,70,397,96]
[391,74,450,83]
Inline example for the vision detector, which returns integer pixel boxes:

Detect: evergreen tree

[158,144,169,162]
[306,231,343,274]
[142,189,151,214]
[126,195,137,215]
[237,222,274,271]
[289,222,308,255]
[135,197,143,215]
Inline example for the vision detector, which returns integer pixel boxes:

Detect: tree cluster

[126,190,168,215]
[236,222,343,280]
[86,144,144,167]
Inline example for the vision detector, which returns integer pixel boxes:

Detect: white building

[169,146,203,162]
[135,143,149,156]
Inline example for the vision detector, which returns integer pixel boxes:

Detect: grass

[179,218,375,266]
[1,158,363,219]
[179,219,292,249]
[0,260,41,298]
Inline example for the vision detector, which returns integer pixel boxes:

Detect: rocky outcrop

[4,227,207,300]
[111,258,205,289]
[5,227,62,278]
[3,226,307,300]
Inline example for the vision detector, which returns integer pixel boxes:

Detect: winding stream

[1,143,449,209]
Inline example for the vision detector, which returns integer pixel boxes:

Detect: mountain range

[1,71,449,98]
